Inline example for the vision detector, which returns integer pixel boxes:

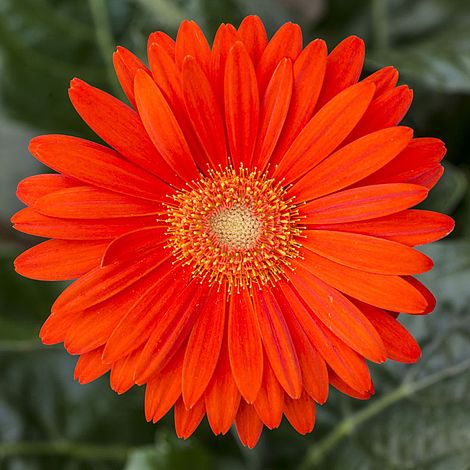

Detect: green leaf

[0,112,42,223]
[195,0,243,38]
[0,349,154,468]
[125,436,214,470]
[134,0,186,30]
[125,447,161,470]
[367,0,470,93]
[328,375,470,470]
[0,254,62,342]
[0,0,107,133]
[420,162,468,214]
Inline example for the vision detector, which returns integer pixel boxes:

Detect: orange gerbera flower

[13,16,454,447]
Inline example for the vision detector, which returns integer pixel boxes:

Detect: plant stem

[371,0,390,51]
[0,339,51,353]
[0,440,132,461]
[299,357,470,469]
[88,0,122,96]
[135,0,186,29]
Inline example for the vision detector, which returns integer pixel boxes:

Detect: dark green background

[0,0,470,468]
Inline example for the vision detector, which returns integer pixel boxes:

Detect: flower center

[165,167,303,289]
[208,204,261,250]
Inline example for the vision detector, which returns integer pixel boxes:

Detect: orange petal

[52,242,169,314]
[318,330,372,394]
[270,39,327,168]
[290,126,414,201]
[256,22,302,95]
[407,165,444,189]
[253,356,284,429]
[134,70,200,181]
[277,281,373,392]
[182,56,228,168]
[102,265,190,363]
[34,186,161,219]
[252,58,293,170]
[299,248,428,313]
[74,346,110,384]
[135,282,210,384]
[238,15,268,65]
[17,174,78,206]
[235,401,263,448]
[147,42,181,108]
[252,288,302,398]
[357,301,421,363]
[56,266,170,353]
[288,261,387,362]
[348,85,413,141]
[64,305,121,355]
[211,23,240,107]
[147,31,175,58]
[205,330,241,435]
[273,81,375,184]
[284,392,316,435]
[316,36,365,108]
[404,276,436,314]
[69,78,181,187]
[225,41,259,169]
[147,42,210,173]
[352,137,446,188]
[303,230,433,275]
[29,135,172,202]
[277,288,328,404]
[312,209,455,246]
[362,66,399,98]
[40,310,78,345]
[109,348,141,394]
[12,208,157,240]
[113,46,150,108]
[101,226,167,266]
[301,183,428,224]
[328,368,374,399]
[14,239,108,281]
[182,283,227,408]
[174,396,206,439]
[62,267,177,355]
[228,289,263,403]
[145,347,184,423]
[175,20,211,77]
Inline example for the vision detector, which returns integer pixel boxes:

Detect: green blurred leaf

[0,112,42,223]
[368,0,470,93]
[0,0,107,133]
[0,349,155,469]
[134,0,186,30]
[196,0,243,38]
[0,254,62,342]
[125,436,214,470]
[420,162,468,214]
[125,447,161,470]
[326,364,470,470]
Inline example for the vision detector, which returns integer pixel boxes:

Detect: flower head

[13,16,454,447]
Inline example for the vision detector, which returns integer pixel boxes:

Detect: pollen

[165,167,303,289]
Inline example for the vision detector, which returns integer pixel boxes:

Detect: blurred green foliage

[0,0,470,468]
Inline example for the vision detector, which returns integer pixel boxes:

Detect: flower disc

[166,167,302,289]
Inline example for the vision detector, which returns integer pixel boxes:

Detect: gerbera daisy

[12,16,454,447]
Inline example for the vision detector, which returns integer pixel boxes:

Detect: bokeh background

[1,0,470,468]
